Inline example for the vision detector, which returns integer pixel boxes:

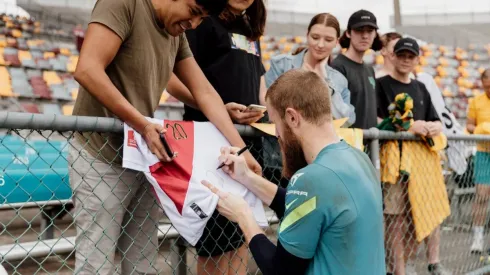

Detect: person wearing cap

[377,37,450,275]
[331,9,382,130]
[70,0,262,274]
[468,69,490,255]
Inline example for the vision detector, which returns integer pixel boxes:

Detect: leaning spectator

[331,9,382,130]
[468,69,490,254]
[377,37,451,275]
[265,13,356,126]
[166,0,267,273]
[69,0,261,274]
[375,32,402,78]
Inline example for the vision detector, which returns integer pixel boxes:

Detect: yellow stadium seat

[419,56,428,66]
[264,62,270,71]
[442,88,453,97]
[67,56,79,73]
[279,37,287,43]
[62,105,74,115]
[44,52,55,59]
[457,77,466,87]
[18,50,32,61]
[414,65,423,73]
[434,76,441,86]
[479,67,486,74]
[71,88,78,100]
[60,48,71,56]
[375,55,384,65]
[11,29,22,38]
[283,43,293,53]
[6,22,13,28]
[438,57,448,67]
[294,36,304,44]
[159,91,170,104]
[262,51,271,61]
[43,71,62,86]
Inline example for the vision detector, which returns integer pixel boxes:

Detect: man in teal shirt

[202,69,385,274]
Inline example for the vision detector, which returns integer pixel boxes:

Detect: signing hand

[202,180,252,223]
[226,102,264,125]
[141,123,176,162]
[219,146,259,182]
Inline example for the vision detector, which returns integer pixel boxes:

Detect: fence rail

[0,112,489,274]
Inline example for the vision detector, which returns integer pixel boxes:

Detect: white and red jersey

[122,118,268,246]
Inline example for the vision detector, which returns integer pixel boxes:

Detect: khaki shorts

[382,182,411,215]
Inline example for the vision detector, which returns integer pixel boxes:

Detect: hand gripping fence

[0,112,490,274]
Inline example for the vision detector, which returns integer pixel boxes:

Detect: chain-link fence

[1,112,490,274]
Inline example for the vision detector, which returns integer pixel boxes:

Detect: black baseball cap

[394,37,420,56]
[347,9,378,30]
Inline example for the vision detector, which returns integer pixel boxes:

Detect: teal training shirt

[278,140,385,275]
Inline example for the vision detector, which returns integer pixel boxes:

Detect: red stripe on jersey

[149,121,194,215]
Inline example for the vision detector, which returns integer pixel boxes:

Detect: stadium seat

[50,84,71,100]
[70,88,78,100]
[0,67,13,97]
[21,103,40,113]
[62,104,73,115]
[66,56,78,73]
[160,91,170,105]
[42,103,62,115]
[36,59,51,70]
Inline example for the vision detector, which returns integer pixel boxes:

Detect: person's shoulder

[330,54,346,66]
[412,78,428,90]
[326,66,348,85]
[270,53,294,64]
[269,53,294,71]
[376,74,391,84]
[289,164,344,191]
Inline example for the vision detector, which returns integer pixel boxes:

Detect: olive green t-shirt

[73,0,192,164]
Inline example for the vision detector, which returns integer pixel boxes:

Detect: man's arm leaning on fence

[74,22,173,161]
[165,73,198,109]
[173,57,262,175]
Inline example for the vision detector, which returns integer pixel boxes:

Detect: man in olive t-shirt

[68,0,262,274]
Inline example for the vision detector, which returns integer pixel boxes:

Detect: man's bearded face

[278,122,307,179]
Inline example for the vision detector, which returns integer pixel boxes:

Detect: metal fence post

[365,128,381,180]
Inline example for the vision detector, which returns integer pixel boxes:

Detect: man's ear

[285,107,300,128]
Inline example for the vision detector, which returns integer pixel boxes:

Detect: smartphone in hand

[160,133,174,158]
[245,104,267,113]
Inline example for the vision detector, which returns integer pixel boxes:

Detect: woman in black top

[166,1,267,274]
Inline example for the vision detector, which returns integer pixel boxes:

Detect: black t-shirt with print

[331,54,378,129]
[376,75,440,122]
[183,15,266,122]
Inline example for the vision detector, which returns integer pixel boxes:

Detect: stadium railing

[0,112,489,274]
